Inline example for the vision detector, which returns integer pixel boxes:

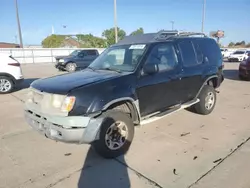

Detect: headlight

[51,95,76,112]
[61,96,76,112]
[59,59,64,63]
[26,90,34,103]
[51,94,64,108]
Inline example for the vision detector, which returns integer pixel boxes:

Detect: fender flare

[102,97,141,121]
[195,75,218,98]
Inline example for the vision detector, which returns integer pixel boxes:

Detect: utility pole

[170,21,175,30]
[114,0,118,43]
[201,0,206,33]
[15,0,23,48]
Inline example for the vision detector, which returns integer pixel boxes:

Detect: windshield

[70,50,81,56]
[89,44,147,72]
[233,51,245,55]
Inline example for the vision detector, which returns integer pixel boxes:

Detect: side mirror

[143,63,159,75]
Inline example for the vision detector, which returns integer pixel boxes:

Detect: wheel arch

[196,75,218,98]
[0,72,16,84]
[102,97,140,124]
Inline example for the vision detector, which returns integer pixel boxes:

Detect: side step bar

[140,99,200,125]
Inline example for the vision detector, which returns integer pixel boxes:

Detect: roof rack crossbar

[154,30,179,40]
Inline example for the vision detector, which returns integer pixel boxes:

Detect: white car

[220,48,235,58]
[0,53,23,93]
[228,50,250,62]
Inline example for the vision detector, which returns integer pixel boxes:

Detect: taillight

[8,55,20,66]
[8,62,20,67]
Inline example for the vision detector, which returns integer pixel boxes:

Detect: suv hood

[31,69,123,95]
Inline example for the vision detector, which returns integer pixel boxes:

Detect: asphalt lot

[1,62,250,188]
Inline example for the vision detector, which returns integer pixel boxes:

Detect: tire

[194,85,216,115]
[66,62,76,72]
[92,110,134,159]
[239,74,246,81]
[0,76,14,94]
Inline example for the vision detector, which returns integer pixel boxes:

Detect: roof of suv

[113,30,208,46]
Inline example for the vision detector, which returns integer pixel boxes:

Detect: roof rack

[154,30,179,40]
[154,30,207,41]
[178,32,207,37]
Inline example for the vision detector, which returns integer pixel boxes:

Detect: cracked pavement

[0,62,250,188]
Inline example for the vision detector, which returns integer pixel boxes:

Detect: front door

[136,43,183,117]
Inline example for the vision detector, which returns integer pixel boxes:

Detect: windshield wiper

[86,67,96,71]
[97,68,122,73]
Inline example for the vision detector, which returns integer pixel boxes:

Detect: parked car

[220,48,234,58]
[24,31,224,158]
[228,50,249,62]
[55,49,99,72]
[0,53,23,94]
[239,53,250,80]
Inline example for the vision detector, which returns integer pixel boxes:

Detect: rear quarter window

[85,50,98,56]
[195,38,222,65]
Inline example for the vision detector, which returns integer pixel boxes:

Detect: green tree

[41,34,66,48]
[228,42,235,47]
[102,27,126,46]
[130,27,144,36]
[76,34,107,48]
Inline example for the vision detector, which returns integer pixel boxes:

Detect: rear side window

[86,50,98,56]
[178,40,197,67]
[193,42,203,64]
[196,38,222,65]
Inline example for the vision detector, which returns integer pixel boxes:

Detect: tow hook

[215,89,220,93]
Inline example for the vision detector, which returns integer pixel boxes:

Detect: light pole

[201,0,206,33]
[114,0,118,43]
[170,21,175,30]
[15,0,23,48]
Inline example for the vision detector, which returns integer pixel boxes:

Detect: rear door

[176,39,204,102]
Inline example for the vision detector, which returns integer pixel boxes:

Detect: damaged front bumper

[24,105,103,144]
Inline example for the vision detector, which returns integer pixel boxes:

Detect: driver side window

[145,43,178,72]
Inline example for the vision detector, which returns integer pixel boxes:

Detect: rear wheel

[66,62,76,72]
[194,85,216,115]
[0,76,14,94]
[92,110,134,159]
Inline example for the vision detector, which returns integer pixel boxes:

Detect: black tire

[0,76,14,94]
[239,74,244,80]
[194,85,216,115]
[66,62,76,72]
[92,110,134,159]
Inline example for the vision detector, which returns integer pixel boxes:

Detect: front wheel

[194,85,216,115]
[92,110,134,159]
[66,62,76,72]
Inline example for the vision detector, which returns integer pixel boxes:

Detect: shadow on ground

[78,147,130,188]
[223,69,240,81]
[16,78,39,91]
